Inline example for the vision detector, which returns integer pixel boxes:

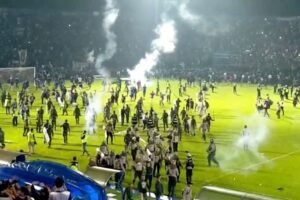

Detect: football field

[2,80,300,199]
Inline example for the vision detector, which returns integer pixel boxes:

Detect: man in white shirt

[241,125,250,151]
[49,177,71,200]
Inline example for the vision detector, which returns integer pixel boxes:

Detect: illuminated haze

[127,18,177,85]
[178,0,231,35]
[85,0,119,134]
[93,0,119,78]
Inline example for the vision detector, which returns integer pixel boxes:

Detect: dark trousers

[133,170,142,184]
[63,133,68,144]
[153,162,161,177]
[208,153,219,166]
[106,132,113,144]
[113,122,117,130]
[186,169,193,184]
[173,142,178,152]
[51,119,56,130]
[168,176,177,198]
[145,174,153,190]
[23,127,29,136]
[48,136,52,148]
[75,117,80,124]
[121,116,124,125]
[131,149,137,161]
[82,142,89,155]
[12,117,18,126]
[163,121,168,131]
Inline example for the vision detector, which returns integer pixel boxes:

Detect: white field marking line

[206,150,300,183]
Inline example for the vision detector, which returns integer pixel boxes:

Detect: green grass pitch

[1,80,300,199]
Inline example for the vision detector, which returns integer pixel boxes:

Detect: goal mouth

[0,67,36,83]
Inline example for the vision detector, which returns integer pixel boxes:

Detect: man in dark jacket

[155,175,164,200]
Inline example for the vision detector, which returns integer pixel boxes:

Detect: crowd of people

[1,8,300,84]
[0,5,300,200]
[0,176,71,200]
[0,73,299,199]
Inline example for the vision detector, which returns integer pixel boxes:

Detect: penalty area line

[206,150,300,183]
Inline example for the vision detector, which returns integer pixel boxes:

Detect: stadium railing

[85,166,121,187]
[195,186,279,200]
[0,149,23,165]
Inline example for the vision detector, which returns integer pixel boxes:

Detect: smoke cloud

[178,0,231,35]
[85,92,102,134]
[92,0,119,78]
[85,0,119,133]
[218,113,270,171]
[127,18,177,85]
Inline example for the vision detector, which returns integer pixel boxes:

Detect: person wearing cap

[207,139,219,167]
[185,153,194,184]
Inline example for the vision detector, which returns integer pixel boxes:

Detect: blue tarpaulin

[0,160,107,200]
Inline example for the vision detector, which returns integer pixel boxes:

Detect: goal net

[0,67,36,83]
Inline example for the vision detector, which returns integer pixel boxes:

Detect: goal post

[0,67,36,83]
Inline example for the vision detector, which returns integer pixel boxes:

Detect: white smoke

[127,18,177,85]
[87,50,95,63]
[218,113,270,171]
[92,0,119,78]
[178,0,231,35]
[85,92,102,134]
[85,0,118,133]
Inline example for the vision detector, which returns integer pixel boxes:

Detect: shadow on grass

[30,153,67,161]
[51,147,81,152]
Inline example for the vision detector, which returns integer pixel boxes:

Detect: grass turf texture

[1,80,300,200]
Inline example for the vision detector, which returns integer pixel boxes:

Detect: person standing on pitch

[185,153,194,184]
[233,83,237,95]
[207,139,219,167]
[105,120,114,144]
[155,175,163,200]
[73,105,81,125]
[162,110,169,131]
[280,100,284,116]
[125,104,130,124]
[121,106,126,126]
[276,102,281,119]
[241,125,250,151]
[0,127,5,148]
[110,111,118,130]
[190,116,196,136]
[27,128,36,154]
[167,163,179,199]
[81,130,89,156]
[61,120,70,144]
